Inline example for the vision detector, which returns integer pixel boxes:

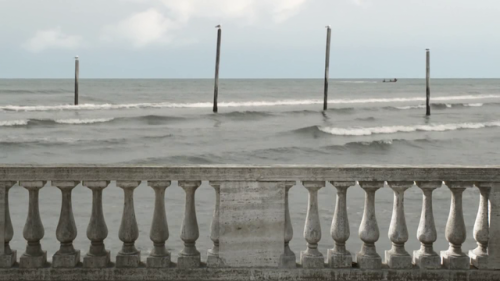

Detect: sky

[0,0,499,78]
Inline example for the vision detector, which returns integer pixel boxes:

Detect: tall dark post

[75,56,79,106]
[213,25,222,113]
[323,26,331,111]
[426,49,430,116]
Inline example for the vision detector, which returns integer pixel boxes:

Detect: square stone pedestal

[356,254,381,269]
[441,251,470,269]
[0,251,17,268]
[207,251,225,267]
[300,251,324,268]
[147,254,171,268]
[385,251,412,269]
[116,251,141,268]
[83,251,111,268]
[327,249,352,268]
[413,250,441,269]
[469,250,488,269]
[52,250,80,268]
[19,251,47,268]
[177,254,200,269]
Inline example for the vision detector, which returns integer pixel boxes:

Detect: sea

[0,78,499,262]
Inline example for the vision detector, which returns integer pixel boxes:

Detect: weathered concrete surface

[1,165,500,182]
[1,268,500,281]
[219,181,285,267]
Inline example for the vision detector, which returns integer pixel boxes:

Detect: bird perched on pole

[325,25,331,29]
[215,24,221,29]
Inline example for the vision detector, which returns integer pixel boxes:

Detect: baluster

[357,181,383,269]
[178,181,201,268]
[469,182,490,269]
[83,181,110,268]
[280,181,296,268]
[19,181,47,268]
[207,181,223,267]
[441,181,472,269]
[385,181,412,268]
[0,181,16,268]
[327,181,354,268]
[52,181,80,267]
[413,181,441,269]
[300,181,325,268]
[147,181,171,268]
[116,181,141,267]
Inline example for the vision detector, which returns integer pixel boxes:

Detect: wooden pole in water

[426,49,430,116]
[324,26,331,111]
[75,56,79,105]
[213,25,222,113]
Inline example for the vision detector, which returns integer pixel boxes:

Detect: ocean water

[1,78,499,262]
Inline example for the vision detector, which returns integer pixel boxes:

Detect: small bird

[75,55,79,60]
[325,25,331,29]
[215,24,221,29]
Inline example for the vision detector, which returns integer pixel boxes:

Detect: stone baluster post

[280,181,296,268]
[207,181,223,267]
[327,181,354,268]
[300,181,325,268]
[52,181,81,267]
[147,181,171,268]
[489,182,500,269]
[0,181,16,268]
[441,181,472,269]
[385,181,412,268]
[357,181,383,269]
[413,181,441,269]
[469,182,490,268]
[116,181,141,267]
[178,181,201,268]
[19,181,47,268]
[83,181,110,268]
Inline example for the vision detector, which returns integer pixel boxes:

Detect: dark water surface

[1,79,499,261]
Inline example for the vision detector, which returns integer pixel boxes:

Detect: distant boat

[383,78,398,83]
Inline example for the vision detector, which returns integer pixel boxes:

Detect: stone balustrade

[0,165,499,281]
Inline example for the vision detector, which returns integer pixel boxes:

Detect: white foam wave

[465,103,484,107]
[1,94,499,112]
[55,118,114,124]
[0,120,28,127]
[395,105,426,110]
[319,121,500,136]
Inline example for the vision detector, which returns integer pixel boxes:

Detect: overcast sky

[1,0,499,78]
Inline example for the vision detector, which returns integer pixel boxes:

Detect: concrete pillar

[356,181,383,269]
[52,181,80,267]
[488,182,500,269]
[385,181,412,269]
[147,181,171,268]
[116,181,141,267]
[83,181,110,268]
[178,181,201,268]
[469,182,490,268]
[280,181,296,268]
[413,181,441,269]
[300,181,325,268]
[19,181,47,268]
[441,181,472,269]
[207,181,223,267]
[0,181,16,268]
[327,181,354,268]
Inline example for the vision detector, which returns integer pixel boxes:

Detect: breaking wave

[2,94,499,112]
[318,121,500,136]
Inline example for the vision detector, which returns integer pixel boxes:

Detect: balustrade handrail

[1,165,500,181]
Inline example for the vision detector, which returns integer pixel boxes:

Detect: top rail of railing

[0,165,499,181]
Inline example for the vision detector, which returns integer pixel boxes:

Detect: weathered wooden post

[213,25,222,113]
[75,56,79,106]
[324,26,331,111]
[426,49,430,116]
